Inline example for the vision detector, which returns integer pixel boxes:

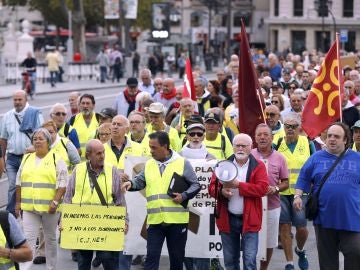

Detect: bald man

[153,78,178,110]
[209,133,268,270]
[0,90,44,214]
[63,139,127,270]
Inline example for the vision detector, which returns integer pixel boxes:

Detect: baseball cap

[204,112,220,123]
[283,68,291,74]
[351,120,360,129]
[99,107,117,119]
[148,102,165,114]
[126,77,138,87]
[272,81,280,88]
[186,123,205,133]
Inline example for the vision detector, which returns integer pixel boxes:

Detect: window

[233,11,251,27]
[293,0,303,16]
[291,31,306,54]
[343,0,353,17]
[317,0,329,17]
[315,31,330,52]
[345,31,356,52]
[274,0,279,16]
[272,30,278,52]
[191,11,203,27]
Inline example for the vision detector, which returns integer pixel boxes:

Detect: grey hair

[195,77,207,88]
[283,112,301,126]
[32,128,52,150]
[140,68,152,78]
[50,103,67,115]
[233,133,253,145]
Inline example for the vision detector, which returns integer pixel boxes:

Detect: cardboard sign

[60,204,126,251]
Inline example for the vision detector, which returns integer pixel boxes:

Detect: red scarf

[161,88,176,100]
[124,88,140,103]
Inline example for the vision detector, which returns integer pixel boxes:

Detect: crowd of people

[0,47,359,270]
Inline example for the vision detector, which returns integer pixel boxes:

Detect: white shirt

[228,158,249,215]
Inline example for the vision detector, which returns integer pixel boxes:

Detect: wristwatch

[275,186,280,192]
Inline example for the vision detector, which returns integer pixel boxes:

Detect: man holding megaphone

[209,133,268,270]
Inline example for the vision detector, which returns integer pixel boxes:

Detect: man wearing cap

[50,103,81,155]
[203,112,233,160]
[279,68,295,94]
[147,102,181,151]
[113,77,141,117]
[179,123,215,160]
[271,82,290,108]
[352,120,360,151]
[69,94,100,160]
[93,107,117,139]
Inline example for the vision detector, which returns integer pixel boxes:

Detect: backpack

[0,211,19,270]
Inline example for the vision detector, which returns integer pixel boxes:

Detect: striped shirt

[0,104,44,155]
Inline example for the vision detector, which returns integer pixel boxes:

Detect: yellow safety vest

[352,143,359,152]
[58,123,74,138]
[50,138,73,174]
[273,128,286,144]
[0,227,15,270]
[72,162,114,205]
[204,133,232,160]
[20,152,58,212]
[224,104,239,135]
[144,157,188,224]
[277,136,310,195]
[104,139,144,170]
[71,113,99,159]
[178,115,187,141]
[147,124,180,152]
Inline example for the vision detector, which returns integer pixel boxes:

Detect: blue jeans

[145,223,188,270]
[220,214,258,270]
[50,71,57,86]
[6,153,23,215]
[100,66,107,82]
[184,257,210,270]
[77,250,118,270]
[118,253,132,269]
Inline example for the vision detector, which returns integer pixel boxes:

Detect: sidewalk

[0,79,123,100]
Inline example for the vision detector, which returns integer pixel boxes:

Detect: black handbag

[305,149,346,220]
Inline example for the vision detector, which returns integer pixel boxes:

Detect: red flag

[183,58,196,101]
[301,37,342,139]
[238,20,265,141]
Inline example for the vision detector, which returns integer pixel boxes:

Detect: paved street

[0,80,343,270]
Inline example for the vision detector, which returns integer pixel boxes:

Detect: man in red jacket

[209,133,268,270]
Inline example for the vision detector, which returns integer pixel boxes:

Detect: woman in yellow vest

[0,211,32,269]
[15,128,68,270]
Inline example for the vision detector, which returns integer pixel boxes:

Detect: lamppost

[314,0,334,52]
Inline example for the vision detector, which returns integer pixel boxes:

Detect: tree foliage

[132,0,163,30]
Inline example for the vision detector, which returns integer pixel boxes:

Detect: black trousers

[315,224,360,270]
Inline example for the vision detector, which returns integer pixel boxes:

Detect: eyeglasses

[284,123,299,129]
[53,112,66,117]
[99,133,110,136]
[344,86,352,89]
[271,100,279,104]
[266,112,278,117]
[154,83,162,86]
[289,86,296,89]
[130,120,144,125]
[188,132,204,137]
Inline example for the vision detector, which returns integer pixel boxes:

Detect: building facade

[266,0,360,53]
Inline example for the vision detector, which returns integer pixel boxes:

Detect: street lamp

[314,0,335,52]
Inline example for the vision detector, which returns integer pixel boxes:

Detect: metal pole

[226,0,231,59]
[67,10,73,64]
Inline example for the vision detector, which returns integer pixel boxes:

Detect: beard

[189,141,202,149]
[235,152,248,160]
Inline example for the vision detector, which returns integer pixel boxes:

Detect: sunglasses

[53,112,67,117]
[271,100,279,104]
[266,112,278,117]
[284,123,299,129]
[188,132,204,137]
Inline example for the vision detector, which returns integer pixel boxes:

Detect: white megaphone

[214,160,238,183]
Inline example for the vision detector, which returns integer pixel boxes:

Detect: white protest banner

[123,156,223,257]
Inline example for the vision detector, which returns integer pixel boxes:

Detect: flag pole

[336,32,343,122]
